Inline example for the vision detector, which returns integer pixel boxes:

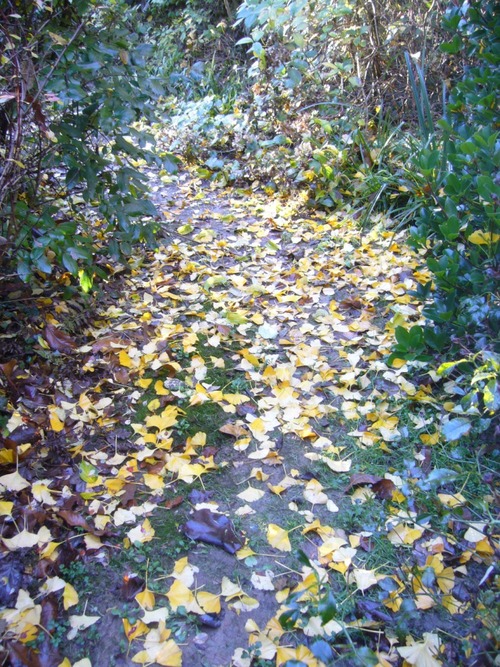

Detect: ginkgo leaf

[277,644,319,666]
[468,230,500,245]
[350,568,379,592]
[141,608,169,624]
[32,480,57,505]
[0,500,14,516]
[63,583,79,610]
[267,524,291,552]
[136,587,155,610]
[237,485,265,502]
[127,519,155,544]
[119,350,134,368]
[166,579,203,614]
[197,591,221,614]
[171,557,199,587]
[221,577,244,599]
[304,479,328,505]
[67,614,100,640]
[123,618,149,641]
[231,594,260,612]
[155,639,183,666]
[397,633,442,666]
[2,526,51,551]
[0,471,30,492]
[258,322,279,339]
[251,571,275,591]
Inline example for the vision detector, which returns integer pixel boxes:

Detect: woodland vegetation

[0,1,498,665]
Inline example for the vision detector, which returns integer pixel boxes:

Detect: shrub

[0,0,173,288]
[396,0,500,439]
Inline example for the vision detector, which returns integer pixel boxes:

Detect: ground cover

[0,167,498,667]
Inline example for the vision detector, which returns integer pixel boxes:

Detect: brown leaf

[8,640,61,667]
[40,594,60,628]
[2,424,40,449]
[58,510,105,535]
[182,508,244,554]
[121,573,145,601]
[165,495,184,509]
[358,535,374,552]
[219,423,248,437]
[113,367,131,384]
[344,473,382,493]
[91,335,126,353]
[201,446,218,458]
[372,479,397,500]
[0,359,18,381]
[44,325,76,353]
[339,297,364,310]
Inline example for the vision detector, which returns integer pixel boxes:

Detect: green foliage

[409,1,499,348]
[0,0,175,287]
[396,0,499,440]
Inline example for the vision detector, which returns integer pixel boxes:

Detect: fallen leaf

[182,508,244,554]
[397,632,442,666]
[44,324,77,353]
[267,524,291,552]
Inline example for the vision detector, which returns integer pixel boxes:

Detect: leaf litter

[0,168,498,666]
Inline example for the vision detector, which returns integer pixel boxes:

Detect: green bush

[408,0,499,350]
[0,0,175,288]
[396,0,500,439]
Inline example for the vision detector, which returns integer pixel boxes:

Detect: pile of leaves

[1,170,497,666]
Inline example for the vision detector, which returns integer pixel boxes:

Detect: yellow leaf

[136,587,155,610]
[304,479,328,505]
[32,480,57,506]
[155,639,182,666]
[397,632,442,666]
[105,478,126,494]
[277,645,318,666]
[237,485,265,502]
[67,615,101,640]
[145,405,179,430]
[0,471,30,492]
[442,594,468,614]
[463,523,485,543]
[166,579,202,613]
[119,350,133,368]
[49,408,65,432]
[0,448,15,464]
[250,571,274,591]
[267,524,291,552]
[387,523,424,545]
[143,473,164,490]
[0,500,14,516]
[154,380,170,395]
[63,583,79,610]
[127,519,155,544]
[420,431,440,445]
[240,350,260,368]
[40,541,61,559]
[2,526,51,551]
[171,557,198,586]
[197,591,221,614]
[221,577,244,599]
[351,568,378,592]
[123,618,149,641]
[468,230,500,245]
[48,31,68,45]
[147,398,161,412]
[231,594,260,612]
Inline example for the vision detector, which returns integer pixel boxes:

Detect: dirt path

[0,170,496,667]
